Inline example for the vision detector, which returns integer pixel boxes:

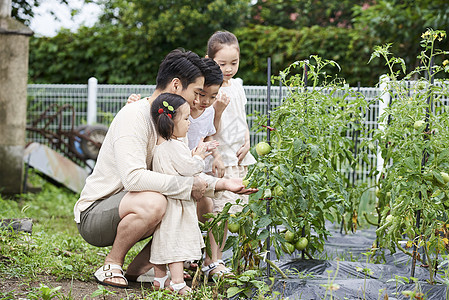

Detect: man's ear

[169,78,182,94]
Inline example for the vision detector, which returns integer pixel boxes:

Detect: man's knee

[120,191,167,220]
[147,192,167,220]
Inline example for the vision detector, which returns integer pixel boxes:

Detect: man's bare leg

[102,191,167,286]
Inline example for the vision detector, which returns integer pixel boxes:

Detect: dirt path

[1,275,156,299]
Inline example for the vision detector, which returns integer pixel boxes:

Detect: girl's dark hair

[202,58,223,87]
[156,49,208,91]
[151,93,187,140]
[206,31,240,59]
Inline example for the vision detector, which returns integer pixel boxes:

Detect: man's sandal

[201,261,233,279]
[217,259,233,273]
[183,260,198,270]
[153,274,170,290]
[125,268,157,283]
[170,281,191,295]
[94,264,128,288]
[126,268,191,283]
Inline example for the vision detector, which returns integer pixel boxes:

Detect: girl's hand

[213,92,230,115]
[204,140,219,151]
[236,141,250,164]
[127,93,141,104]
[192,141,212,159]
[212,156,225,178]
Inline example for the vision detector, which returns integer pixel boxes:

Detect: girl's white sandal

[170,281,191,295]
[153,274,169,290]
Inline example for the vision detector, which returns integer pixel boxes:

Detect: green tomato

[441,172,449,183]
[242,179,250,188]
[263,188,272,198]
[295,237,308,251]
[281,242,295,254]
[414,120,425,130]
[274,186,284,197]
[228,222,240,233]
[256,142,272,156]
[284,230,295,243]
[376,188,381,198]
[385,215,394,223]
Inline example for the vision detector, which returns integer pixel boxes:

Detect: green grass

[0,172,278,299]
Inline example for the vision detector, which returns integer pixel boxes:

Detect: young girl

[149,92,251,294]
[201,31,257,278]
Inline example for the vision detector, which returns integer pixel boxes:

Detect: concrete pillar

[0,0,33,194]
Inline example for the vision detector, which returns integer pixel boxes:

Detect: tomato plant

[371,29,449,282]
[238,55,372,260]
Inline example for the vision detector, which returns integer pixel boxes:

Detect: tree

[29,0,252,84]
[249,0,370,29]
[11,0,68,25]
[353,0,449,74]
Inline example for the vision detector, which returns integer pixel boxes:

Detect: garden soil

[2,225,448,299]
[1,275,156,299]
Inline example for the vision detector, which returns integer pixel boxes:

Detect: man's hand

[216,178,258,194]
[191,176,208,201]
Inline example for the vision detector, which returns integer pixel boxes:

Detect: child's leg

[205,222,226,262]
[168,261,191,294]
[153,264,169,289]
[203,217,230,275]
[204,166,247,275]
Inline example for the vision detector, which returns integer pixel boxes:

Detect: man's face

[195,84,221,111]
[178,76,205,108]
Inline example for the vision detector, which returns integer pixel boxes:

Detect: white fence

[25,78,449,190]
[26,78,383,187]
[27,79,381,144]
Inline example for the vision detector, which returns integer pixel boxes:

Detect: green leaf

[227,287,243,298]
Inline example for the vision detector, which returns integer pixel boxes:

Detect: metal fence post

[87,77,98,125]
[377,74,390,179]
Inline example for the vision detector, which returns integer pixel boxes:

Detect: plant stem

[422,236,434,284]
[363,212,379,226]
[254,253,288,279]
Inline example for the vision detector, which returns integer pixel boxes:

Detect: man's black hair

[156,49,208,90]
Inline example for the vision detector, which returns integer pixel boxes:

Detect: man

[74,49,253,288]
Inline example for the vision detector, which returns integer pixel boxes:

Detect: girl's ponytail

[151,93,187,140]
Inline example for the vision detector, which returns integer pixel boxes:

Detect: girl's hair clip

[158,107,172,118]
[162,101,174,112]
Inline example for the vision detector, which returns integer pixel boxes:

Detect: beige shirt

[73,100,193,223]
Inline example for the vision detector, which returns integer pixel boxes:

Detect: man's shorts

[77,192,126,247]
